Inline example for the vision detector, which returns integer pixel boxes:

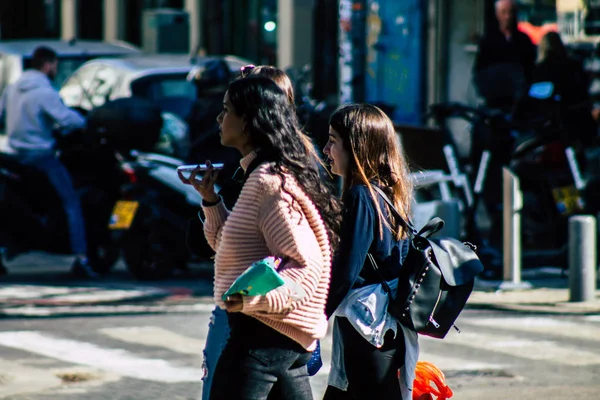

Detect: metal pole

[499,167,531,290]
[569,215,597,302]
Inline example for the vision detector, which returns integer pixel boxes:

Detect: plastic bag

[413,361,453,400]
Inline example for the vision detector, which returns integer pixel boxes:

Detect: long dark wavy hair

[330,104,413,240]
[227,76,341,247]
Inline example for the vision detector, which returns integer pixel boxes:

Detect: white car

[60,54,252,159]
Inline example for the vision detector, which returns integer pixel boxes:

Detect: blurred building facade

[0,0,564,128]
[0,0,283,66]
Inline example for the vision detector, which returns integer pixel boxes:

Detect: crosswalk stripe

[0,331,202,383]
[320,354,505,375]
[0,303,215,316]
[423,331,600,366]
[100,326,204,355]
[584,315,600,323]
[417,351,507,372]
[0,285,167,303]
[460,316,600,342]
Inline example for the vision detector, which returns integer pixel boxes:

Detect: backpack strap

[366,252,393,296]
[371,185,444,239]
[370,185,417,236]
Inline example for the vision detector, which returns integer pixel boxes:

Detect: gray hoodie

[0,69,86,154]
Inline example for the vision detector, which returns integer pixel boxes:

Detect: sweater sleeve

[41,89,86,131]
[201,199,230,251]
[325,186,375,318]
[242,187,324,314]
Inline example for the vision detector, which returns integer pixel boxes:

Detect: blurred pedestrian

[471,0,537,252]
[473,0,536,110]
[0,46,95,278]
[530,31,595,146]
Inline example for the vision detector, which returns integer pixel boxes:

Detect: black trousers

[323,317,406,400]
[210,312,313,400]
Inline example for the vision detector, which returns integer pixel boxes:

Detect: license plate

[552,185,584,216]
[109,201,139,230]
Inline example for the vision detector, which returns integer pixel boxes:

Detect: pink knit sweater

[202,151,332,351]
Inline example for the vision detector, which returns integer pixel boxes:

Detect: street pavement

[1,309,600,399]
[1,253,599,399]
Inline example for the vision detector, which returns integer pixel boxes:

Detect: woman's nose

[216,112,223,124]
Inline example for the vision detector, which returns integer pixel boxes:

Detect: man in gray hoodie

[0,46,95,278]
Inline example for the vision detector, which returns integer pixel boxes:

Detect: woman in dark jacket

[322,104,416,399]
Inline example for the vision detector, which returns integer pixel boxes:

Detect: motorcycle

[424,82,600,273]
[0,125,129,275]
[0,97,165,277]
[106,150,221,280]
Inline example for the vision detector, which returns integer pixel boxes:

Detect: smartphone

[177,163,224,181]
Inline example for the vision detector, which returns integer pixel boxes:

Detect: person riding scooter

[0,46,96,278]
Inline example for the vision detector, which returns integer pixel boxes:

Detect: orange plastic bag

[412,361,454,400]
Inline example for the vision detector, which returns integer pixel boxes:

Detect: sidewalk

[468,267,600,315]
[0,253,215,317]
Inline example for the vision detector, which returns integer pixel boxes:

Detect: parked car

[0,39,140,94]
[59,54,252,159]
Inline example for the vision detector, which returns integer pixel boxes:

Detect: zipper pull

[429,316,440,329]
[453,324,461,334]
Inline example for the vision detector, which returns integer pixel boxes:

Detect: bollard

[569,215,597,302]
[499,167,532,290]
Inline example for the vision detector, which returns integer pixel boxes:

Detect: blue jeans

[18,153,87,254]
[201,306,230,400]
[210,312,313,400]
[201,307,310,400]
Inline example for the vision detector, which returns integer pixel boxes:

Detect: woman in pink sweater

[187,76,340,399]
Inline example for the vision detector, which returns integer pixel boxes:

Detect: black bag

[369,186,484,339]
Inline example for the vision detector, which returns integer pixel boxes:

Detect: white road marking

[0,331,202,383]
[460,317,600,342]
[421,330,600,366]
[0,285,75,299]
[100,326,204,355]
[320,354,506,376]
[319,336,506,376]
[0,284,168,303]
[418,351,508,372]
[0,303,215,316]
[52,288,167,303]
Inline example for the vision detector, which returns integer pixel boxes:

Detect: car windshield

[23,56,117,88]
[131,73,197,102]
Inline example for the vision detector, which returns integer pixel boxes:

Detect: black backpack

[369,186,484,339]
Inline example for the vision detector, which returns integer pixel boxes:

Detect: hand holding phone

[176,161,222,203]
[176,163,224,181]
